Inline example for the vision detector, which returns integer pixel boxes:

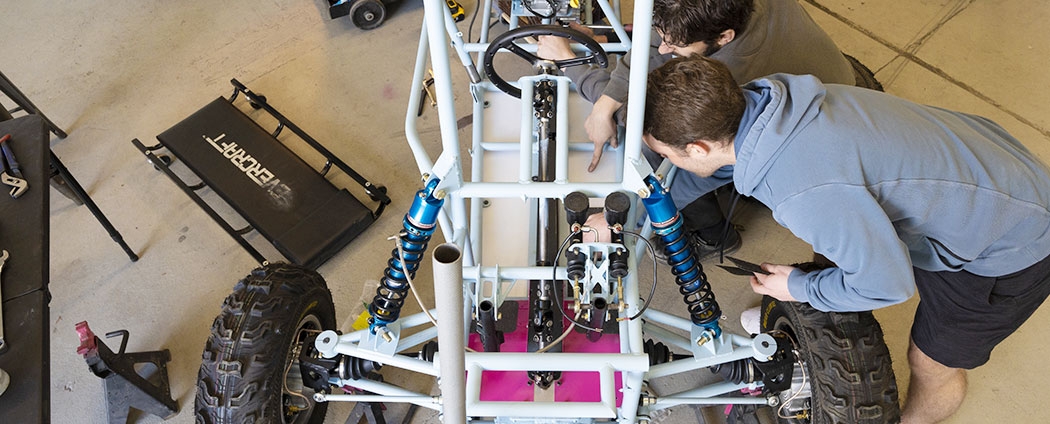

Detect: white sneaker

[740,306,761,335]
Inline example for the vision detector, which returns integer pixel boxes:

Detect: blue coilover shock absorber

[640,175,722,339]
[369,178,445,333]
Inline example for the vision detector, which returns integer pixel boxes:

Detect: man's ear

[717,29,736,46]
[685,140,713,156]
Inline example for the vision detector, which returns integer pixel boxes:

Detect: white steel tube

[404,21,437,175]
[555,77,570,183]
[463,265,567,281]
[480,141,596,152]
[519,83,535,183]
[622,0,653,165]
[432,243,466,423]
[423,0,463,176]
[320,394,439,409]
[457,182,628,198]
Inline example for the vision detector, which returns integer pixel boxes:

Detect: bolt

[637,188,650,198]
[376,327,394,343]
[696,333,711,347]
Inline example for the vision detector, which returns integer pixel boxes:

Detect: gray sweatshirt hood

[733,74,825,196]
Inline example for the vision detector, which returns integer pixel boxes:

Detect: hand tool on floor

[0,135,28,198]
[0,249,7,353]
[717,255,770,276]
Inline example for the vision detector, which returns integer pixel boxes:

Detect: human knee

[907,341,954,377]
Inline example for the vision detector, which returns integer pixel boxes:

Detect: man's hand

[749,263,799,302]
[537,23,607,62]
[586,95,624,172]
[537,35,576,61]
[582,212,612,243]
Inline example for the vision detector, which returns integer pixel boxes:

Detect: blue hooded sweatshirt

[732,74,1050,312]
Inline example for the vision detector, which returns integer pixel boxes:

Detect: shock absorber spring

[369,178,445,332]
[640,176,722,338]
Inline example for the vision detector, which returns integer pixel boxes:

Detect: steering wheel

[483,25,609,98]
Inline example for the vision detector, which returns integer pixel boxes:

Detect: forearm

[564,65,612,104]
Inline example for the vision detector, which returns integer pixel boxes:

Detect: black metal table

[0,114,50,423]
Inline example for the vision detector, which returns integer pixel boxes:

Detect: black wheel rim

[282,314,323,424]
[772,316,811,423]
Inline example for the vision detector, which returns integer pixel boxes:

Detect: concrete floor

[1,0,1048,422]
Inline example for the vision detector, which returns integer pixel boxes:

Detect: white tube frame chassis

[313,0,784,422]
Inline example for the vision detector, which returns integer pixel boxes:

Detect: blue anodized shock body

[641,175,723,339]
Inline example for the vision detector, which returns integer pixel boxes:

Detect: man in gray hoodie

[643,55,1050,423]
[539,0,859,260]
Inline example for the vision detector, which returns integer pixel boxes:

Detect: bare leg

[901,339,967,423]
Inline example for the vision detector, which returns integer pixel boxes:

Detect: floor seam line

[803,0,1050,141]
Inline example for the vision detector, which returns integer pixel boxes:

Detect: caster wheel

[151,154,173,171]
[248,94,267,110]
[351,0,386,30]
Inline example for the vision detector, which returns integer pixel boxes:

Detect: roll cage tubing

[310,0,792,422]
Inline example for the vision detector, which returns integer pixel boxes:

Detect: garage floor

[2,0,1048,422]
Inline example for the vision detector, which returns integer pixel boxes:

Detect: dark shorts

[911,253,1050,369]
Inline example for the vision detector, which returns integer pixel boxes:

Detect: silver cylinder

[432,243,466,423]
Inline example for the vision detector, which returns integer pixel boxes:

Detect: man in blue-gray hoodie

[643,55,1050,423]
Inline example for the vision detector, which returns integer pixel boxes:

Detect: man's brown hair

[653,0,755,48]
[644,56,745,149]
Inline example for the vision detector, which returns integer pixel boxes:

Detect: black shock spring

[369,179,444,330]
[641,175,722,334]
[670,253,721,328]
[369,223,433,326]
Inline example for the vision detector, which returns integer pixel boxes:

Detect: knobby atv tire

[196,263,336,424]
[760,296,900,424]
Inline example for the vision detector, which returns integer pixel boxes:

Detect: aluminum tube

[404,21,437,175]
[432,243,466,424]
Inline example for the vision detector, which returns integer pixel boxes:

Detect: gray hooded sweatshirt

[733,74,1050,312]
